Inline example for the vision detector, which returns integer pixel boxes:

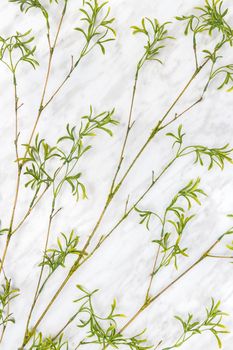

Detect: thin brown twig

[109,65,140,192]
[23,204,56,341]
[11,186,49,235]
[154,340,163,350]
[145,246,161,302]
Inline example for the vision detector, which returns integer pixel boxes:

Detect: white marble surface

[0,0,233,349]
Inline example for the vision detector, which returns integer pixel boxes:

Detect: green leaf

[165,299,229,349]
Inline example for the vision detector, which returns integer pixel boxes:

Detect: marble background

[0,0,233,349]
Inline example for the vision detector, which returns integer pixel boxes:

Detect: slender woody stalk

[145,246,161,302]
[110,59,143,192]
[11,186,49,235]
[23,202,56,341]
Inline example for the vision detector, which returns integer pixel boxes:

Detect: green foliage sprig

[20,134,59,191]
[131,18,174,68]
[8,0,58,30]
[0,278,19,330]
[210,64,233,91]
[136,178,206,272]
[55,107,118,201]
[19,107,118,200]
[28,333,68,350]
[134,208,162,231]
[180,144,233,170]
[191,144,233,170]
[39,230,83,275]
[163,299,229,349]
[75,0,116,56]
[0,30,39,73]
[73,285,151,350]
[167,125,233,170]
[177,0,232,38]
[176,0,233,69]
[28,231,85,323]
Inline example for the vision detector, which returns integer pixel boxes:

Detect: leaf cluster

[166,125,185,153]
[134,208,162,231]
[153,178,206,271]
[0,30,39,73]
[19,108,118,200]
[176,0,233,70]
[74,285,151,350]
[182,144,233,170]
[131,17,174,67]
[0,279,19,328]
[75,0,116,55]
[176,0,233,41]
[81,106,118,137]
[136,178,206,273]
[210,64,233,91]
[20,134,59,191]
[39,230,84,274]
[56,107,118,200]
[28,333,68,350]
[63,173,88,201]
[163,298,229,349]
[167,125,233,170]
